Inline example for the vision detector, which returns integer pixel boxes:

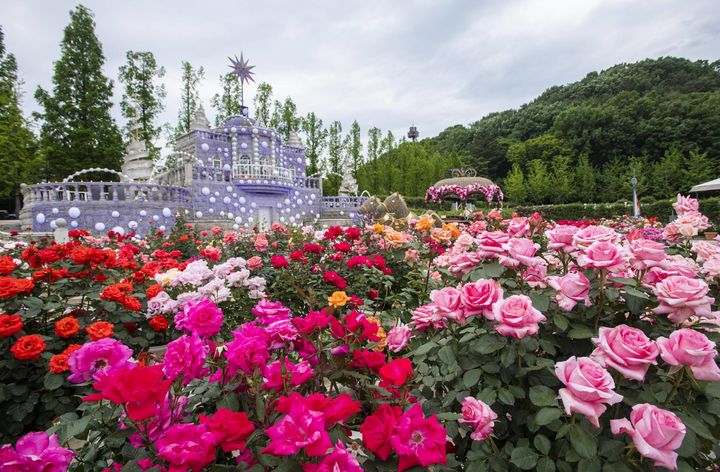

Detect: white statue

[121,118,153,181]
[338,152,358,196]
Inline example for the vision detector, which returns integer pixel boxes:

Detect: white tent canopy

[690,178,720,193]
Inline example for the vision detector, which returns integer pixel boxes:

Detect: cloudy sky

[3,0,719,149]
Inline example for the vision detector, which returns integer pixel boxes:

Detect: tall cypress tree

[211,73,241,126]
[174,61,204,138]
[347,120,363,175]
[300,112,326,175]
[0,27,37,209]
[35,5,123,181]
[253,82,273,125]
[118,50,166,160]
[278,97,300,141]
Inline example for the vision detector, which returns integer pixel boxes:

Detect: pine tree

[35,5,123,181]
[348,120,363,175]
[118,50,166,160]
[175,61,204,138]
[599,158,628,202]
[381,130,396,154]
[684,150,715,190]
[367,127,382,192]
[253,82,273,125]
[211,73,241,126]
[0,26,37,209]
[327,121,344,176]
[526,159,552,203]
[550,155,573,203]
[503,163,526,204]
[300,112,326,175]
[574,153,596,202]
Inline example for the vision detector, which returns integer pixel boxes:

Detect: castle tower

[121,119,154,181]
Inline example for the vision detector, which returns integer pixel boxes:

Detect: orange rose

[86,321,114,341]
[384,229,407,248]
[328,291,351,308]
[146,284,164,299]
[11,334,46,360]
[372,224,385,234]
[0,256,16,275]
[0,314,23,338]
[13,278,35,295]
[415,214,434,231]
[55,316,80,338]
[49,344,82,373]
[442,223,460,239]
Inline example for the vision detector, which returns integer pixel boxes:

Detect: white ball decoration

[209,197,216,203]
[201,187,210,196]
[36,213,46,224]
[232,193,237,197]
[284,199,290,205]
[239,197,246,204]
[250,202,257,208]
[290,216,296,223]
[162,208,172,218]
[350,213,355,218]
[233,224,239,230]
[50,220,58,229]
[68,207,81,218]
[94,222,105,231]
[128,221,138,229]
[51,208,59,214]
[195,211,203,218]
[159,225,166,231]
[233,203,239,208]
[277,203,282,208]
[112,226,124,235]
[201,143,210,152]
[153,215,159,221]
[226,186,233,192]
[208,208,214,214]
[240,143,248,149]
[227,212,234,219]
[240,207,246,213]
[235,216,242,223]
[310,194,316,200]
[140,210,147,217]
[214,191,220,197]
[70,221,78,228]
[230,127,237,133]
[220,211,225,216]
[248,216,254,223]
[112,211,120,218]
[223,197,231,204]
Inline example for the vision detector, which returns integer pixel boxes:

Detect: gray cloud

[2,0,719,152]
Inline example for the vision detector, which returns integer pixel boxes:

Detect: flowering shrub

[0,195,719,471]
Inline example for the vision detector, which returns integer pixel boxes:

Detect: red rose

[379,358,414,386]
[0,314,23,337]
[322,271,347,290]
[199,408,255,452]
[333,241,352,253]
[350,349,386,373]
[10,334,46,360]
[0,256,16,275]
[146,284,164,299]
[270,255,289,269]
[55,316,80,338]
[149,315,169,332]
[86,321,114,340]
[344,227,361,240]
[360,403,403,460]
[122,296,142,311]
[368,288,380,300]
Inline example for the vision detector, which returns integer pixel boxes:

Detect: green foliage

[211,73,242,126]
[253,82,273,126]
[347,120,363,175]
[118,50,166,160]
[300,112,326,176]
[34,5,123,181]
[174,60,204,138]
[274,97,300,141]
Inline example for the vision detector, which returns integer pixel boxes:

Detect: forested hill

[359,57,720,203]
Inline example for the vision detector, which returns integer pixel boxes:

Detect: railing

[21,182,192,204]
[232,164,296,182]
[321,196,367,210]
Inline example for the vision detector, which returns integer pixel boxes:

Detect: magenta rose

[499,238,541,268]
[652,275,713,323]
[545,225,579,253]
[492,295,546,339]
[460,279,503,319]
[572,225,620,247]
[156,423,218,471]
[626,239,667,270]
[590,325,659,381]
[252,300,292,324]
[0,432,74,471]
[67,338,134,383]
[611,403,686,470]
[429,287,465,324]
[657,328,720,381]
[555,356,623,428]
[162,334,209,385]
[547,271,591,312]
[458,397,497,441]
[576,241,626,272]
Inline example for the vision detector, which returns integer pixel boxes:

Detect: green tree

[35,5,123,181]
[276,97,300,141]
[118,50,166,160]
[269,99,282,130]
[599,158,628,202]
[381,130,396,154]
[651,148,685,199]
[211,73,241,126]
[574,153,596,202]
[507,133,573,168]
[175,61,204,138]
[253,82,273,125]
[503,163,526,204]
[300,112,326,175]
[0,26,37,209]
[684,150,715,191]
[525,159,552,203]
[347,120,363,175]
[323,121,344,194]
[550,155,573,203]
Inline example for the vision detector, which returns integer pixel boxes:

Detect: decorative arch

[63,168,133,183]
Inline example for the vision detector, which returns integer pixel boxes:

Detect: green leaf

[510,447,539,470]
[535,407,563,426]
[608,277,637,287]
[436,412,462,420]
[414,341,437,356]
[553,314,569,331]
[471,261,505,279]
[438,345,456,365]
[677,413,714,440]
[498,388,514,405]
[463,369,482,388]
[569,424,597,459]
[474,335,507,354]
[529,292,550,312]
[43,374,65,391]
[534,434,551,455]
[568,325,595,339]
[529,385,558,407]
[537,457,556,472]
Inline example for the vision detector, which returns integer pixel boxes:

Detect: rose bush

[0,195,718,471]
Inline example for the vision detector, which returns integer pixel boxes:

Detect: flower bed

[0,195,719,471]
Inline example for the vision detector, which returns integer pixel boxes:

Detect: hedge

[514,197,720,223]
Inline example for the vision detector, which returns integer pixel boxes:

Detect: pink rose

[590,325,660,381]
[572,225,620,247]
[611,404,685,470]
[674,211,710,238]
[703,255,720,279]
[411,304,446,331]
[506,217,530,238]
[252,300,292,324]
[247,256,263,270]
[499,238,541,268]
[626,239,666,270]
[476,231,509,259]
[454,233,475,252]
[652,275,714,323]
[492,295,546,339]
[522,262,548,288]
[672,194,698,216]
[547,271,591,311]
[460,279,503,319]
[404,249,420,263]
[545,225,579,253]
[387,322,412,352]
[555,356,623,428]
[576,241,626,272]
[429,287,465,324]
[254,233,269,252]
[174,297,223,338]
[447,251,482,277]
[691,241,720,262]
[657,328,720,381]
[458,397,497,440]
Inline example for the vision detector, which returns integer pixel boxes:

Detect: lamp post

[631,169,640,217]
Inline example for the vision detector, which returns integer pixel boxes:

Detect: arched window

[233,154,251,179]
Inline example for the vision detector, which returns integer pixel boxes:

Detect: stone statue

[121,118,153,181]
[338,152,358,196]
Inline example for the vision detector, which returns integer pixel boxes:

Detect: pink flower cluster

[425,183,504,204]
[0,432,74,471]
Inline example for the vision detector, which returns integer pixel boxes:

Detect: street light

[631,169,640,217]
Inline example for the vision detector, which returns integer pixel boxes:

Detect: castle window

[213,156,222,168]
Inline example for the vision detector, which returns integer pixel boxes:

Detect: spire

[122,116,153,181]
[287,131,303,148]
[191,103,211,131]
